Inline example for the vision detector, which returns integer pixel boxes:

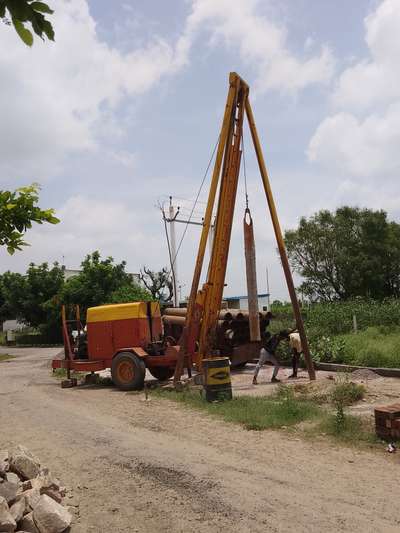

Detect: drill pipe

[163,307,268,321]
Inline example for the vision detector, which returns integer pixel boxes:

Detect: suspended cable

[169,135,220,272]
[242,130,249,209]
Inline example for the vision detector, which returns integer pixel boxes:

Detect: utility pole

[266,265,270,311]
[162,197,215,307]
[169,197,179,307]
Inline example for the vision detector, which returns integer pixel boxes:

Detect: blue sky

[1,0,399,301]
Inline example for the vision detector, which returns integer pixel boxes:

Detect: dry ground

[0,347,399,532]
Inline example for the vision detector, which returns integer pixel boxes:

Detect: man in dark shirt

[252,330,289,385]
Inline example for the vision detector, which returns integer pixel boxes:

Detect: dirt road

[0,348,399,532]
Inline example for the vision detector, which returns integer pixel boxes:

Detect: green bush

[331,376,366,406]
[338,327,400,368]
[309,335,346,363]
[15,332,60,346]
[271,298,400,338]
[270,299,400,368]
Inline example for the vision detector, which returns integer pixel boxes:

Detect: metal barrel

[203,357,232,402]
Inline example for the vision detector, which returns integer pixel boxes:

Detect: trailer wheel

[111,352,145,391]
[149,367,175,381]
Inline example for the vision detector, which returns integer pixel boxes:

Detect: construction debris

[0,446,72,533]
[351,368,381,381]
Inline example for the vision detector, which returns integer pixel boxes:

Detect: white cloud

[308,0,400,179]
[0,0,180,182]
[0,195,164,273]
[333,0,400,111]
[308,104,400,177]
[0,0,335,185]
[176,0,334,94]
[109,149,136,169]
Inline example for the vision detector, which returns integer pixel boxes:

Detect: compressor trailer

[52,302,185,390]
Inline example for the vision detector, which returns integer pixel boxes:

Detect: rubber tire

[111,351,146,391]
[148,367,175,381]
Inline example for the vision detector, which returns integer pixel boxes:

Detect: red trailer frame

[52,305,185,382]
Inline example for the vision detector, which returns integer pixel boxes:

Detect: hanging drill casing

[243,208,261,341]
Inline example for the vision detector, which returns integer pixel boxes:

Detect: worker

[288,330,302,379]
[252,330,289,385]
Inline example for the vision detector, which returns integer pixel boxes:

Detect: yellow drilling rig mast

[174,72,315,383]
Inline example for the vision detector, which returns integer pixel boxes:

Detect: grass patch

[0,353,16,362]
[52,368,83,380]
[153,385,321,431]
[154,381,381,448]
[338,327,400,368]
[313,412,378,446]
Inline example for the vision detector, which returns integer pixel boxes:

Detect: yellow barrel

[203,357,232,402]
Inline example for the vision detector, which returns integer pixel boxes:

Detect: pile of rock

[0,446,72,533]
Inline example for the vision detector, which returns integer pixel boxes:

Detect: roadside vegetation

[153,379,383,448]
[270,300,400,368]
[0,353,15,362]
[154,385,321,431]
[52,368,84,380]
[0,251,171,346]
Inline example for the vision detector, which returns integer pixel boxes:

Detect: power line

[167,136,220,271]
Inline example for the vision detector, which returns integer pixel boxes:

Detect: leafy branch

[0,0,54,46]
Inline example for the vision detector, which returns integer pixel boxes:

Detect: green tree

[0,184,59,254]
[0,0,54,46]
[61,251,137,313]
[0,262,65,340]
[139,267,173,303]
[0,273,15,327]
[107,284,152,304]
[285,207,400,301]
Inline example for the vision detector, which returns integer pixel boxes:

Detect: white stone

[33,495,71,533]
[10,448,40,481]
[31,472,60,494]
[0,495,16,532]
[0,452,9,479]
[23,490,40,512]
[0,453,8,465]
[4,475,19,487]
[0,482,19,505]
[19,513,39,533]
[9,498,26,523]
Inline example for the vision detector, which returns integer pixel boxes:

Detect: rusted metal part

[52,359,106,372]
[243,208,261,342]
[230,342,262,366]
[245,98,316,381]
[163,315,225,327]
[61,304,86,379]
[163,307,270,367]
[164,307,252,321]
[61,378,78,388]
[375,403,400,439]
